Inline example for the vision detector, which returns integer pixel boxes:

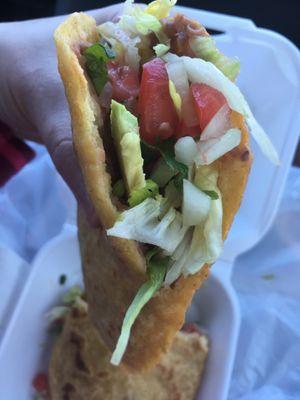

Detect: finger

[24,74,99,226]
[49,134,100,227]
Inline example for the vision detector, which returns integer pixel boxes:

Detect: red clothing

[0,121,35,186]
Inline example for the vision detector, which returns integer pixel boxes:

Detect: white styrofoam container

[0,6,299,400]
[0,228,239,400]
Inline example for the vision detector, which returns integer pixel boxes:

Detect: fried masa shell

[49,308,209,400]
[54,13,252,371]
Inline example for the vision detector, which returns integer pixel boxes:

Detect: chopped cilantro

[141,139,188,191]
[84,43,115,95]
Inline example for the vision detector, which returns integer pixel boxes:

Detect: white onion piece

[195,128,241,165]
[200,104,231,141]
[163,52,181,64]
[175,137,198,166]
[166,61,198,127]
[182,180,211,226]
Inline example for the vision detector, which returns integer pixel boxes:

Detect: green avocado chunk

[110,100,146,195]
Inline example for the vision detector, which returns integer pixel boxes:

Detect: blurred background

[1,0,299,162]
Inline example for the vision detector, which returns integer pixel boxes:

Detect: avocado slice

[110,100,146,195]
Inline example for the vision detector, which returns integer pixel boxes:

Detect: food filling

[81,0,279,365]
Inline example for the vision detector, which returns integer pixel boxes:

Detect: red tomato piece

[138,58,178,144]
[175,120,200,139]
[108,61,139,102]
[190,83,227,132]
[32,372,48,393]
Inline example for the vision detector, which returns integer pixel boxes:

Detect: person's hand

[0,4,121,225]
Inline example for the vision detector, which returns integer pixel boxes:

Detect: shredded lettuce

[128,179,159,207]
[98,22,140,71]
[179,56,279,165]
[107,197,188,253]
[169,79,182,117]
[119,4,161,36]
[154,43,170,57]
[83,43,115,95]
[183,165,223,274]
[111,249,169,365]
[164,165,222,284]
[118,0,172,48]
[133,7,162,35]
[145,0,177,19]
[190,36,240,81]
[164,229,193,285]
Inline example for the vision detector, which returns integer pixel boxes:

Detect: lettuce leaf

[98,21,141,71]
[111,249,169,365]
[180,55,279,165]
[164,165,223,284]
[145,0,177,19]
[190,36,240,81]
[107,197,188,253]
[183,165,223,275]
[119,3,161,36]
[154,43,170,57]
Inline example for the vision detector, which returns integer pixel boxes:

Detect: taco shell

[54,13,252,371]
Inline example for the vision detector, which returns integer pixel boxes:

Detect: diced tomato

[191,83,227,132]
[108,61,139,102]
[138,58,178,144]
[182,322,202,335]
[32,372,48,393]
[175,120,200,139]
